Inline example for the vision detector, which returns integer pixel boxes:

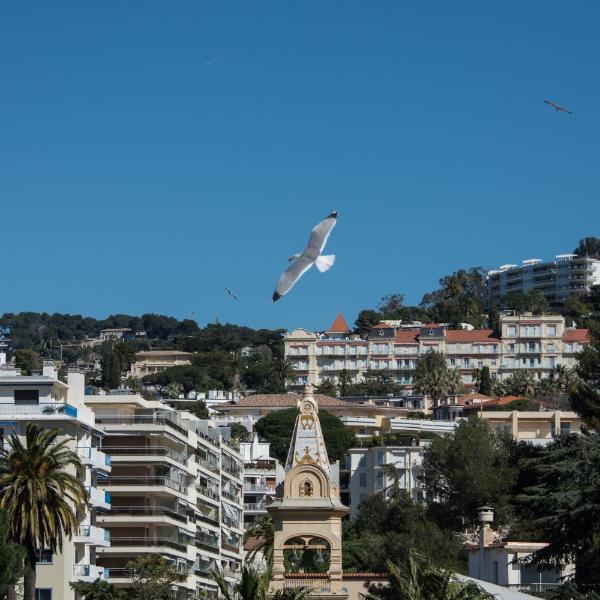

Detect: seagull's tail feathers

[315,254,336,273]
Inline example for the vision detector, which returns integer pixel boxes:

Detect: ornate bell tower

[268,384,348,598]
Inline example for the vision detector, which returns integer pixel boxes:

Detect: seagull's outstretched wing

[272,256,314,302]
[303,211,338,261]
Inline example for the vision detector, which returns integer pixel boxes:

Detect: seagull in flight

[225,288,238,301]
[544,100,573,115]
[272,211,338,303]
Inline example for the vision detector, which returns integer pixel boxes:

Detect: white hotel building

[284,313,589,392]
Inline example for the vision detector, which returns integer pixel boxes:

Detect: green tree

[421,418,515,529]
[516,433,600,589]
[0,424,87,600]
[0,510,25,599]
[478,366,492,396]
[367,552,493,600]
[244,516,275,569]
[127,555,186,600]
[420,268,486,327]
[315,377,337,396]
[108,351,122,389]
[574,236,600,259]
[412,350,455,403]
[354,310,383,337]
[70,578,128,599]
[357,370,400,396]
[505,371,537,398]
[343,492,462,575]
[502,289,551,315]
[229,422,251,442]
[255,408,356,464]
[562,294,590,327]
[570,329,600,429]
[13,349,41,375]
[188,399,210,419]
[337,369,353,396]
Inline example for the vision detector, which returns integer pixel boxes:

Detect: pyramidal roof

[328,312,350,333]
[285,384,330,476]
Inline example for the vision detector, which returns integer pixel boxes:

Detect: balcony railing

[244,502,267,512]
[195,534,220,553]
[101,476,186,493]
[283,576,331,593]
[109,536,188,551]
[245,484,276,493]
[198,458,220,474]
[197,486,220,501]
[73,564,108,579]
[78,525,111,542]
[0,402,78,417]
[222,489,241,502]
[103,446,187,464]
[94,415,187,436]
[107,505,188,522]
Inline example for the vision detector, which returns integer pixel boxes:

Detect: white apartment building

[485,254,600,309]
[0,363,111,600]
[341,442,427,518]
[285,313,589,392]
[239,436,285,527]
[129,350,193,378]
[84,392,245,600]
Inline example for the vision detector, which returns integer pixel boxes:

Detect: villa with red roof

[284,312,589,393]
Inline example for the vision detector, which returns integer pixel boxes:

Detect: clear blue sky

[2,2,599,332]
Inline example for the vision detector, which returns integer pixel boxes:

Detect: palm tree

[447,368,463,395]
[212,565,310,600]
[271,357,297,391]
[367,551,493,600]
[0,423,87,600]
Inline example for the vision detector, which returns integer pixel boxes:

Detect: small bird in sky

[272,210,338,303]
[225,288,238,301]
[204,57,224,66]
[544,100,573,115]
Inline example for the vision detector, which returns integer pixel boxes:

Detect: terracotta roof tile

[232,393,351,408]
[328,313,351,333]
[563,329,589,342]
[394,329,420,343]
[446,330,501,343]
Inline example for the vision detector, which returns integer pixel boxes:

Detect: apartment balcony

[100,504,189,524]
[76,446,112,472]
[195,533,221,554]
[101,476,187,496]
[221,541,241,555]
[73,564,108,582]
[222,489,242,503]
[197,485,220,504]
[94,414,189,438]
[244,460,277,474]
[100,535,192,559]
[104,446,191,472]
[74,525,111,547]
[244,502,267,514]
[197,458,221,475]
[0,402,79,419]
[245,483,276,493]
[86,486,111,510]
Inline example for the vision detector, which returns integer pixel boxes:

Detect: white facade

[239,436,285,526]
[84,392,245,599]
[485,254,600,309]
[284,314,589,391]
[0,365,111,600]
[341,443,427,518]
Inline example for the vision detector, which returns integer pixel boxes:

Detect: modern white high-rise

[485,254,600,309]
[84,392,245,599]
[0,364,111,600]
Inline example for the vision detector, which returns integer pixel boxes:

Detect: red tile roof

[563,329,589,342]
[394,329,420,343]
[446,329,500,343]
[371,322,393,329]
[456,392,494,406]
[328,313,351,333]
[231,393,351,408]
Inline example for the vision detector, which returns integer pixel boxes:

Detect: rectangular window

[35,591,52,600]
[547,343,555,353]
[376,471,385,489]
[450,359,456,366]
[507,326,517,337]
[477,360,483,368]
[357,455,366,468]
[359,472,367,488]
[377,451,385,465]
[560,422,571,435]
[14,389,40,404]
[463,358,470,368]
[548,325,557,337]
[37,549,52,564]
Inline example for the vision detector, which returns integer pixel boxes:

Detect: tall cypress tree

[108,351,121,390]
[478,366,492,396]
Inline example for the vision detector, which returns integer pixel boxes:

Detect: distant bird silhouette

[272,210,338,303]
[544,100,573,115]
[225,288,238,301]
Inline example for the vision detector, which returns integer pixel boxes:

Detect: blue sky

[2,2,600,332]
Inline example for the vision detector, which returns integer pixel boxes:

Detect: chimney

[478,506,495,547]
[42,361,57,379]
[67,369,85,404]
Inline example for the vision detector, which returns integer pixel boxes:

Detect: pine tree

[478,366,492,396]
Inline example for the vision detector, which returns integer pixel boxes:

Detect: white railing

[283,578,331,593]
